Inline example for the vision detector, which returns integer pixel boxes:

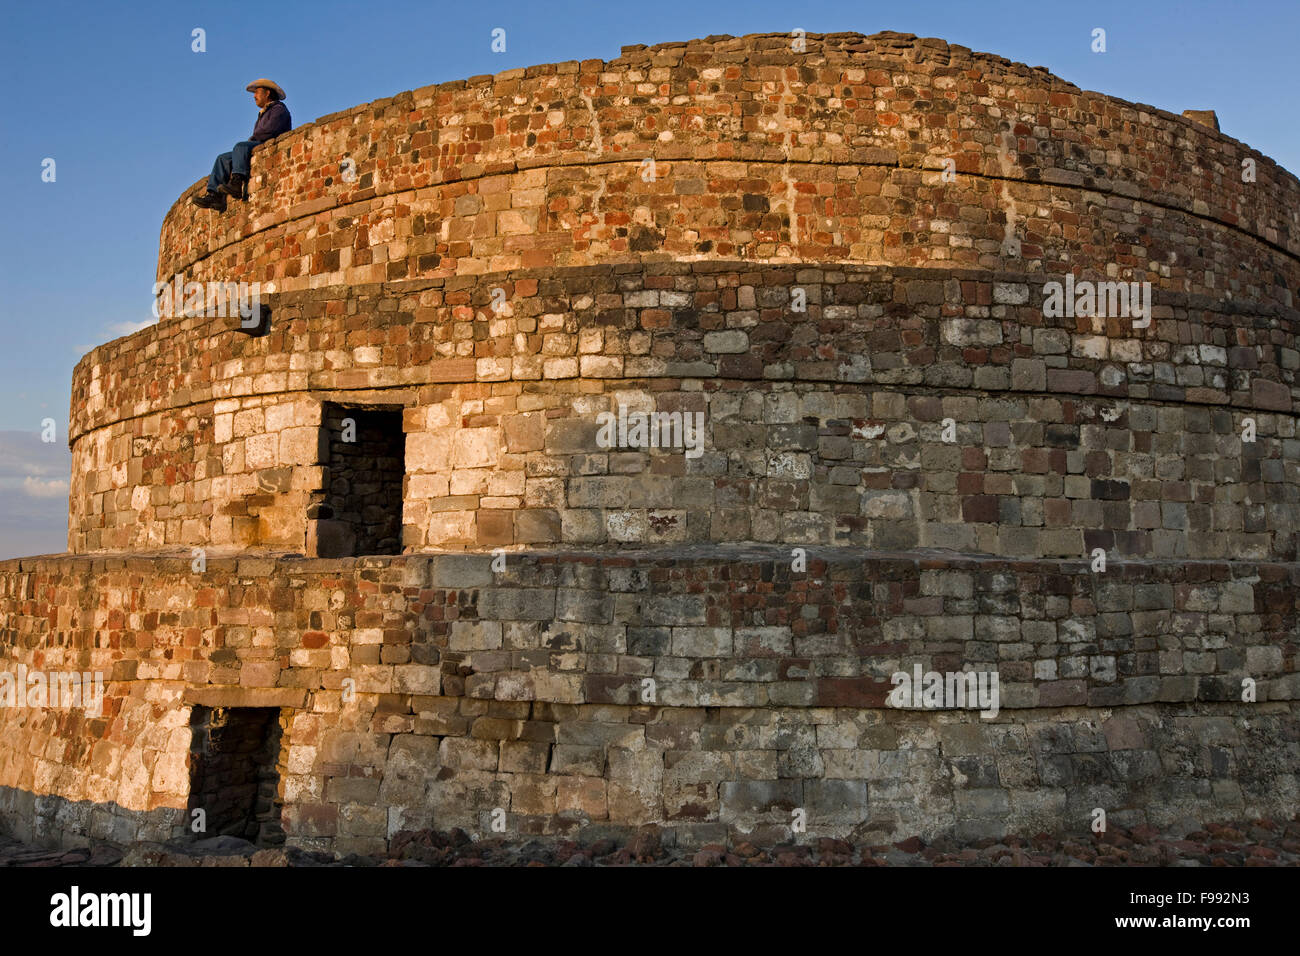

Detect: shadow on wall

[0,785,188,851]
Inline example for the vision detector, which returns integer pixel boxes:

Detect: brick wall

[66,31,1300,560]
[14,30,1300,855]
[67,264,1298,556]
[150,32,1300,297]
[1,551,1296,852]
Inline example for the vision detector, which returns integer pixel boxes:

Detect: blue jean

[207,139,259,193]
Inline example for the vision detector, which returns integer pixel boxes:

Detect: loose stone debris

[2,816,1296,867]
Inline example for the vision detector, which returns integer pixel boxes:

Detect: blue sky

[0,0,1297,557]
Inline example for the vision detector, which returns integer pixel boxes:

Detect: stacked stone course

[0,550,1295,852]
[2,31,1297,854]
[66,264,1299,555]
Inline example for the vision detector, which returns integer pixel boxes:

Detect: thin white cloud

[0,431,70,557]
[0,430,69,479]
[22,476,68,498]
[107,318,158,337]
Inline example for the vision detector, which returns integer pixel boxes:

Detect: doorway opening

[320,403,405,556]
[187,706,285,845]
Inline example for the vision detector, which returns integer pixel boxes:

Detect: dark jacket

[250,100,292,144]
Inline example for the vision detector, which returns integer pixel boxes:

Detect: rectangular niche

[187,706,285,845]
[316,402,406,557]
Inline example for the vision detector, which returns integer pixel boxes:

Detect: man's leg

[231,140,258,176]
[193,151,232,209]
[208,151,233,194]
[222,140,259,199]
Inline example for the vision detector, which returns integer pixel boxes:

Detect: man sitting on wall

[192,79,292,212]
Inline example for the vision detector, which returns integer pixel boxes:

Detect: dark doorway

[321,403,405,556]
[188,706,285,845]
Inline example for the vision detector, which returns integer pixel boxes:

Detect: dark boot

[191,190,227,211]
[221,174,248,200]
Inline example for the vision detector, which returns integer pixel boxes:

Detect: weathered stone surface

[1,548,1295,854]
[8,29,1299,860]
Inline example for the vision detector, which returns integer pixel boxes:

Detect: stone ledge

[181,687,308,709]
[5,545,1300,572]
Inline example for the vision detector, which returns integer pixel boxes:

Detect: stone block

[719,780,803,818]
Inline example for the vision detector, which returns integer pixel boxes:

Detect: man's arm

[250,101,293,143]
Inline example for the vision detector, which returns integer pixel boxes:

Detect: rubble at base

[3,816,1297,868]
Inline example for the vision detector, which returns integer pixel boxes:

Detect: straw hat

[245,78,286,100]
